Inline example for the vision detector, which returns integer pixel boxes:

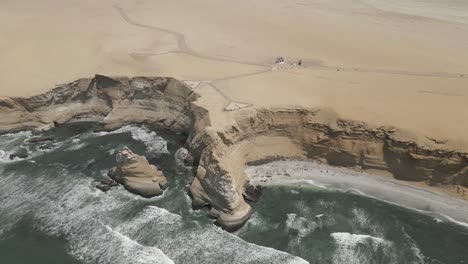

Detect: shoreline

[246,160,468,226]
[1,74,467,230]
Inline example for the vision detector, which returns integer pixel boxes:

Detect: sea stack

[108,146,168,197]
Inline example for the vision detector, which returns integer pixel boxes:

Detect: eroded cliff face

[1,75,466,230]
[187,107,468,229]
[0,75,197,134]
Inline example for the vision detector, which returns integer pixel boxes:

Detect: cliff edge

[1,75,466,230]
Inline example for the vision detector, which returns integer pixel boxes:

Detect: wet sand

[246,160,468,226]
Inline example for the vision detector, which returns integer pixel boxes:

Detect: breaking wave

[401,227,425,264]
[96,125,169,155]
[0,128,307,264]
[331,232,394,264]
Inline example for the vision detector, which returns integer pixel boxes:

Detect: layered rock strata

[187,107,468,229]
[0,75,197,134]
[108,146,168,197]
[1,75,467,230]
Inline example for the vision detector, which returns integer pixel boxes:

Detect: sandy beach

[246,160,468,226]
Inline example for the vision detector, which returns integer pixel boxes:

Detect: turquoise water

[0,124,466,263]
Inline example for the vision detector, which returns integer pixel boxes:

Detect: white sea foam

[96,125,169,155]
[0,132,32,162]
[246,160,468,227]
[115,206,309,264]
[0,162,308,264]
[98,224,174,264]
[0,167,175,264]
[0,150,9,163]
[351,208,384,238]
[235,212,265,234]
[0,130,32,144]
[286,213,318,237]
[62,138,87,151]
[439,214,468,228]
[331,232,392,264]
[401,227,425,263]
[174,147,189,164]
[331,232,386,248]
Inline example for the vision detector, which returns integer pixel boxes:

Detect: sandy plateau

[1,0,468,228]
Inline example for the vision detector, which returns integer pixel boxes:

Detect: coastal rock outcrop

[188,107,468,230]
[174,147,194,166]
[1,74,467,230]
[0,75,197,134]
[108,147,168,197]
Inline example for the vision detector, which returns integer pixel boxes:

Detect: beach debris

[244,184,263,203]
[272,57,303,71]
[275,57,285,64]
[456,185,466,196]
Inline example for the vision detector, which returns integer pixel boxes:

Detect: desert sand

[1,0,467,150]
[0,0,468,150]
[1,0,468,229]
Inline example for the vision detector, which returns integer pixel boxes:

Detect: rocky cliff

[1,75,466,230]
[0,75,197,134]
[187,107,468,229]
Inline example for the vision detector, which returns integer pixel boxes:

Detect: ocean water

[0,123,466,264]
[236,185,468,264]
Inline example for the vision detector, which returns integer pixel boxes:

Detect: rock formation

[108,147,168,197]
[187,107,468,230]
[174,147,194,167]
[1,74,467,230]
[0,75,197,134]
[95,177,119,192]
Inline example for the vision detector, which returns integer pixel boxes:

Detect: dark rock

[27,135,54,143]
[9,148,28,160]
[100,177,119,187]
[107,168,115,179]
[95,74,122,89]
[244,184,263,203]
[38,143,55,150]
[96,183,111,192]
